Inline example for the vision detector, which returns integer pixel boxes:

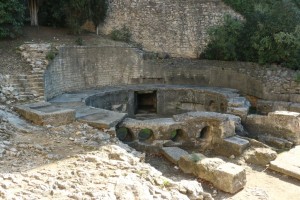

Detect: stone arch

[138,128,154,143]
[116,127,134,143]
[170,129,186,142]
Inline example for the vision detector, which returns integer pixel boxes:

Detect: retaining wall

[101,0,239,58]
[45,46,300,104]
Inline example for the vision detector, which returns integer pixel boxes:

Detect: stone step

[77,107,127,129]
[227,107,249,120]
[27,74,44,79]
[269,146,300,180]
[161,147,189,165]
[214,136,250,157]
[178,155,246,194]
[228,97,249,107]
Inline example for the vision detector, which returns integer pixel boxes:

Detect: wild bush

[110,26,131,42]
[0,0,25,38]
[202,0,300,69]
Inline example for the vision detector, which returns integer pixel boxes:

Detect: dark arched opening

[170,129,185,142]
[116,127,134,143]
[199,126,211,139]
[138,128,154,142]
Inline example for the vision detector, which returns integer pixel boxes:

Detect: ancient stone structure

[101,0,240,58]
[9,43,300,189]
[0,43,51,105]
[245,111,300,147]
[44,46,300,104]
[164,148,246,194]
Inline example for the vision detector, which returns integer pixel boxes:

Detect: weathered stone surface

[214,136,250,157]
[77,109,127,129]
[173,112,236,139]
[213,163,246,194]
[243,147,277,166]
[15,102,76,126]
[245,111,300,145]
[258,135,293,149]
[178,153,206,174]
[194,158,225,181]
[161,147,189,165]
[101,0,240,58]
[270,146,300,180]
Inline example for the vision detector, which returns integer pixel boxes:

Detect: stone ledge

[15,102,75,126]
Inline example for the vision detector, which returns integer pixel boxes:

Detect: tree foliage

[0,0,25,38]
[38,0,108,34]
[201,0,300,69]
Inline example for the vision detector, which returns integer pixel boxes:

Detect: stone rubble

[0,107,212,200]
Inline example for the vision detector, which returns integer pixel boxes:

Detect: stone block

[214,136,250,157]
[256,100,273,114]
[244,147,277,166]
[78,109,127,129]
[213,163,246,194]
[194,158,225,181]
[270,146,300,180]
[178,153,206,174]
[226,107,248,121]
[273,101,291,111]
[15,102,76,126]
[245,112,300,145]
[161,147,189,165]
[289,103,300,113]
[258,135,293,149]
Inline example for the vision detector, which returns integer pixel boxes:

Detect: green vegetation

[138,128,153,140]
[190,153,204,163]
[46,47,58,61]
[110,26,132,42]
[75,37,84,45]
[0,0,108,38]
[0,0,25,38]
[295,72,300,83]
[201,0,300,69]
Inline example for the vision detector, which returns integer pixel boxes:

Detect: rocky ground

[1,26,299,200]
[0,106,299,200]
[0,106,212,200]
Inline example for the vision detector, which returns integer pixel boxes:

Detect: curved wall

[45,46,300,103]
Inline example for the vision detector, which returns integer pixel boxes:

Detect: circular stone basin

[85,85,245,118]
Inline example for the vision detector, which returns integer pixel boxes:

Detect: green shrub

[46,47,58,61]
[38,0,66,27]
[75,37,84,45]
[201,15,244,61]
[202,0,300,69]
[110,26,131,42]
[0,0,25,38]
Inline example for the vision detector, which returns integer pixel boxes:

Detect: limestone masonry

[101,0,240,58]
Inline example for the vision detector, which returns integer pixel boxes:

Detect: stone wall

[45,46,300,104]
[139,59,300,103]
[0,43,51,105]
[44,46,143,100]
[101,0,239,58]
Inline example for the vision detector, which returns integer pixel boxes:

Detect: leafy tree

[88,0,107,35]
[27,0,44,26]
[64,0,89,34]
[38,0,66,27]
[202,0,300,69]
[0,0,25,38]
